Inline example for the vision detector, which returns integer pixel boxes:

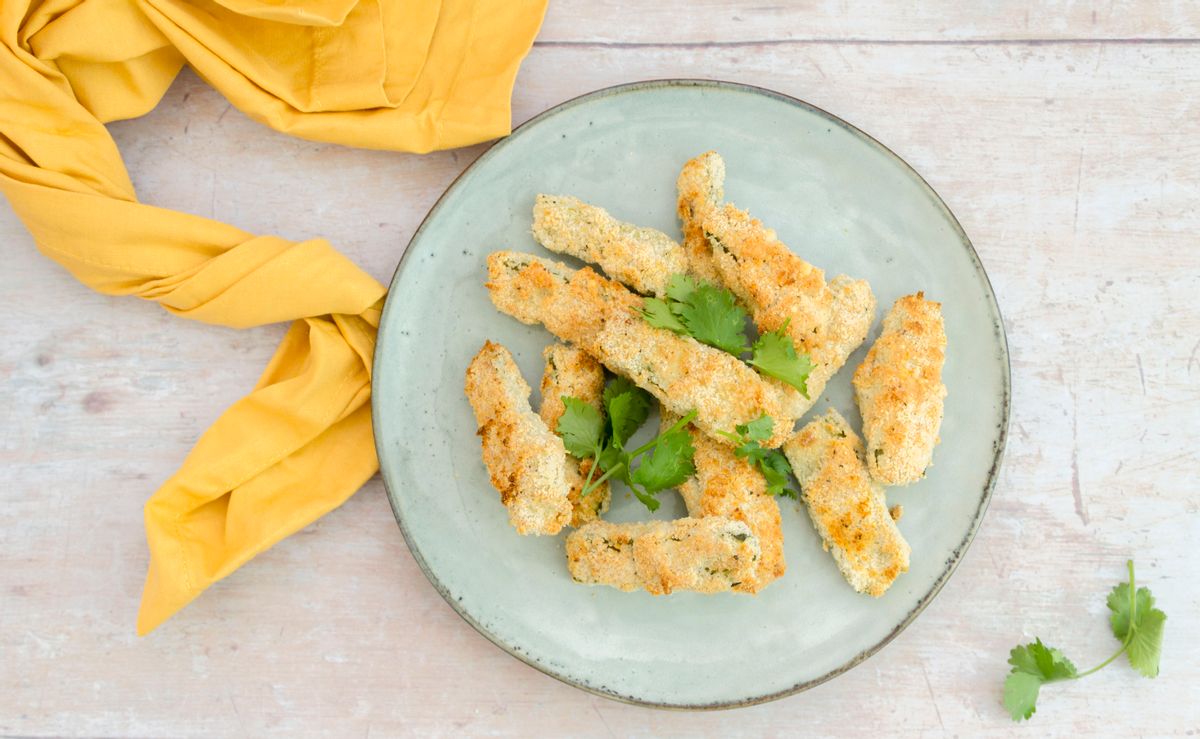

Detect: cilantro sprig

[717,415,799,499]
[1003,560,1166,722]
[555,377,697,512]
[641,274,812,396]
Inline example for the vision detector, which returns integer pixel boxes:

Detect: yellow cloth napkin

[0,0,546,634]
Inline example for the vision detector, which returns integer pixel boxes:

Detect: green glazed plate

[372,80,1009,709]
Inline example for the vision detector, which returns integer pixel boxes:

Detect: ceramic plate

[372,80,1009,709]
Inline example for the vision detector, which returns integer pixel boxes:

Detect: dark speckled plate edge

[371,79,1011,711]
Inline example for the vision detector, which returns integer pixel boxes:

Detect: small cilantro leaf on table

[1001,560,1166,722]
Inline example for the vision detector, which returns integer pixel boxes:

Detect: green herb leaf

[604,382,653,449]
[641,275,750,354]
[602,376,639,407]
[737,415,775,444]
[595,443,623,475]
[1027,640,1079,682]
[757,449,798,498]
[640,297,688,334]
[630,427,696,496]
[665,274,698,304]
[1002,640,1077,721]
[675,283,751,355]
[555,397,604,458]
[748,326,812,396]
[1003,672,1044,722]
[724,415,800,498]
[1001,561,1166,722]
[1108,580,1166,677]
[1127,609,1166,678]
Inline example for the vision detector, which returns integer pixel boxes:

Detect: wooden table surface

[2,2,1198,736]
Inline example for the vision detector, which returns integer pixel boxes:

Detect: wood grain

[2,5,1198,736]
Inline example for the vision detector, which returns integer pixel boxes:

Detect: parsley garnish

[555,377,696,512]
[1002,560,1166,721]
[640,274,811,395]
[718,415,799,498]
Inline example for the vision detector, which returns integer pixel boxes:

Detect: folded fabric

[0,0,547,634]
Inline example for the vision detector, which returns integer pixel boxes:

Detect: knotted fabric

[0,0,546,633]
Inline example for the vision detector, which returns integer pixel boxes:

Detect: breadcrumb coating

[464,341,572,535]
[538,342,611,526]
[664,413,785,593]
[704,203,875,414]
[676,151,726,283]
[783,408,910,596]
[565,517,760,594]
[532,194,688,297]
[853,293,947,486]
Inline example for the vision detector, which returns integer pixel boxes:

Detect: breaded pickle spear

[532,194,688,297]
[676,151,726,283]
[538,342,611,525]
[704,203,876,412]
[565,517,760,594]
[464,341,572,535]
[854,292,947,486]
[664,412,785,593]
[783,408,910,596]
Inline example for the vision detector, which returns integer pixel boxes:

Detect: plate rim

[371,78,1012,710]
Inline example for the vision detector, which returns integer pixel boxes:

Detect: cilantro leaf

[555,397,603,459]
[604,381,653,449]
[757,449,798,498]
[596,444,624,475]
[1028,640,1078,681]
[1003,640,1076,721]
[737,415,774,444]
[630,427,696,496]
[748,327,812,396]
[602,376,639,406]
[675,284,750,355]
[1003,672,1043,722]
[1127,609,1166,678]
[1001,561,1167,722]
[1108,580,1166,677]
[665,274,698,304]
[640,297,687,334]
[559,379,697,511]
[723,416,800,498]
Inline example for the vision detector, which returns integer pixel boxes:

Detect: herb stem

[626,410,698,457]
[1073,643,1129,679]
[579,451,600,496]
[582,462,624,497]
[1071,561,1139,680]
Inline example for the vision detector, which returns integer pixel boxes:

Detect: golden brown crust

[487,251,802,448]
[532,194,688,297]
[783,409,910,596]
[464,341,572,535]
[853,293,947,486]
[565,517,760,594]
[704,203,875,413]
[665,414,785,593]
[676,151,726,283]
[538,343,610,526]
